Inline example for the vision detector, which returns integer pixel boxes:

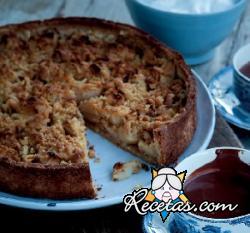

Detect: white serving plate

[0,71,215,211]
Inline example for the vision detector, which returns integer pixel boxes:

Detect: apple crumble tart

[0,17,196,199]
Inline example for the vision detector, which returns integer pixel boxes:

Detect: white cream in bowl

[137,0,235,14]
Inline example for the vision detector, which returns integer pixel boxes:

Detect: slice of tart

[0,79,95,198]
[0,17,196,199]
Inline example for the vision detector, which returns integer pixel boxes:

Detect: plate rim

[208,66,250,131]
[0,71,215,211]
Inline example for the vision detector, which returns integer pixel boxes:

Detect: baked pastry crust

[0,17,196,199]
[0,157,94,199]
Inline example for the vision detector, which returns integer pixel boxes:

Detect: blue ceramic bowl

[125,0,246,65]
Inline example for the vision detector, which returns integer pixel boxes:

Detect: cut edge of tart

[0,81,96,199]
[0,17,196,199]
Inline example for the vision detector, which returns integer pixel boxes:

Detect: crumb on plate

[112,160,147,181]
[88,145,96,159]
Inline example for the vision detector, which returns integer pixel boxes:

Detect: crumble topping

[0,24,188,164]
[0,80,87,165]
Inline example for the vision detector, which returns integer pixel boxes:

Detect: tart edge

[0,156,96,199]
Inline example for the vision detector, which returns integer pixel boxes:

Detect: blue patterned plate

[208,66,250,130]
[143,211,250,233]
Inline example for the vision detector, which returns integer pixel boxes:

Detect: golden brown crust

[155,55,196,165]
[0,156,95,199]
[0,17,196,199]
